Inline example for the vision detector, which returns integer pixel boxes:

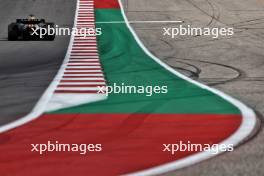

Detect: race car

[8,15,55,41]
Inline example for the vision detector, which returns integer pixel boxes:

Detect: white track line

[59,82,105,85]
[68,59,100,61]
[62,74,104,76]
[56,87,102,91]
[64,70,102,72]
[96,20,183,24]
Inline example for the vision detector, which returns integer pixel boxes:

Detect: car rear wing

[16,19,45,24]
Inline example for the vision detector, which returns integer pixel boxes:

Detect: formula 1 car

[8,15,55,41]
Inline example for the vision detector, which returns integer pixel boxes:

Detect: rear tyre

[8,23,18,41]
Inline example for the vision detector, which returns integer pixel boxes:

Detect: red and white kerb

[46,0,107,111]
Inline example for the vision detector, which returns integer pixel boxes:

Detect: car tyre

[8,23,18,41]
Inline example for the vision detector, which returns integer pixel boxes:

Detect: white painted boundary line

[0,0,106,133]
[117,0,257,175]
[96,20,183,24]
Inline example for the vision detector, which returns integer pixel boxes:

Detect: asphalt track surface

[0,0,76,125]
[121,0,264,175]
[0,0,263,175]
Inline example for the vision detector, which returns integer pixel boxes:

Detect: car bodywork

[8,18,55,41]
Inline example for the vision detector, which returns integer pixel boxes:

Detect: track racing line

[0,0,257,175]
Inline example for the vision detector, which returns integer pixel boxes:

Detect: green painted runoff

[51,9,240,114]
